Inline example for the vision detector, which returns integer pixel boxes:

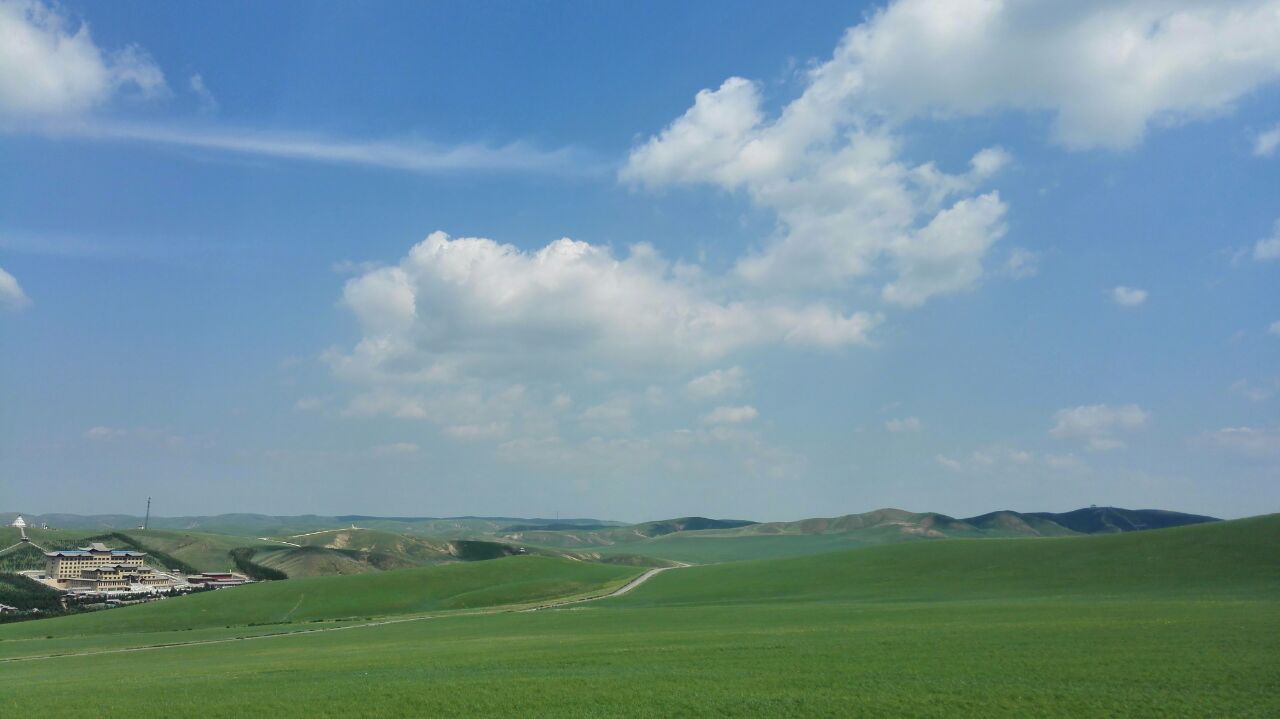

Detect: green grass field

[1,516,1276,717]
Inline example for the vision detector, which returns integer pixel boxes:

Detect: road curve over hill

[522,563,685,612]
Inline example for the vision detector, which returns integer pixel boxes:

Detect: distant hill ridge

[701,506,1218,539]
[2,506,1215,540]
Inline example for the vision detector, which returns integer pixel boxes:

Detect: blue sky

[2,0,1278,521]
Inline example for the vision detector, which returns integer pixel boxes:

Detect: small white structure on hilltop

[10,515,26,528]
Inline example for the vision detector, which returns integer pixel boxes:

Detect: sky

[1,0,1278,522]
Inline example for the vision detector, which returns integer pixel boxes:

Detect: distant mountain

[1024,507,1220,534]
[2,507,1220,560]
[495,507,1220,552]
[0,512,624,538]
[634,517,757,537]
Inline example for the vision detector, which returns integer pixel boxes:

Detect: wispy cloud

[0,264,31,311]
[1255,124,1280,158]
[13,119,598,176]
[1110,286,1148,307]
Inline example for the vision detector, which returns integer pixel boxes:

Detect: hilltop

[492,506,1220,563]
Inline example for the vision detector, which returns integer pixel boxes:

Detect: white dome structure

[10,515,26,528]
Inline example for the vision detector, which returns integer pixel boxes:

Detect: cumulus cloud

[685,367,747,400]
[624,75,1011,302]
[832,0,1280,149]
[330,231,878,390]
[703,405,759,425]
[1255,124,1280,157]
[1255,221,1280,261]
[0,264,30,310]
[623,0,1280,305]
[1111,286,1148,307]
[0,0,166,117]
[324,231,882,452]
[1050,404,1149,451]
[885,416,922,432]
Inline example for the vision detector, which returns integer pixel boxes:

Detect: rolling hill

[0,512,622,538]
[0,555,637,639]
[1,515,1274,718]
[605,513,1280,607]
[2,506,1222,573]
[499,506,1220,563]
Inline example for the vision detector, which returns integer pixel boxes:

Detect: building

[63,565,169,592]
[44,543,173,593]
[185,571,251,588]
[10,515,26,528]
[45,543,146,582]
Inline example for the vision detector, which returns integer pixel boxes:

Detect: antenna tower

[143,497,151,531]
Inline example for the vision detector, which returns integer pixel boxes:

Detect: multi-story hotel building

[44,543,171,592]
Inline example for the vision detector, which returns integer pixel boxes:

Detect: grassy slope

[1,527,275,573]
[0,555,635,639]
[606,514,1280,606]
[115,530,277,572]
[2,517,1276,718]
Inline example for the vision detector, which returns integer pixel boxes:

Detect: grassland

[0,555,635,640]
[0,516,1275,717]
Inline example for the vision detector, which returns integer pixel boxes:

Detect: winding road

[0,563,684,663]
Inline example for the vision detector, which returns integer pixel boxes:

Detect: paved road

[521,563,682,612]
[0,563,684,663]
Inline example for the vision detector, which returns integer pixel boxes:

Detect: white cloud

[444,423,507,441]
[935,446,1060,472]
[84,426,121,440]
[828,0,1280,150]
[1255,221,1280,261]
[1230,379,1277,403]
[685,366,747,400]
[188,73,216,114]
[580,397,633,433]
[623,0,1280,305]
[624,75,1011,303]
[26,120,591,176]
[330,232,878,398]
[0,264,30,310]
[1050,403,1149,451]
[1255,124,1280,157]
[1205,426,1280,456]
[0,0,166,117]
[83,425,187,448]
[369,442,419,457]
[703,405,758,425]
[294,396,327,412]
[885,416,922,432]
[1001,247,1040,279]
[1111,286,1148,307]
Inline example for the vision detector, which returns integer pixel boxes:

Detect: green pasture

[0,516,1275,717]
[0,556,633,640]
